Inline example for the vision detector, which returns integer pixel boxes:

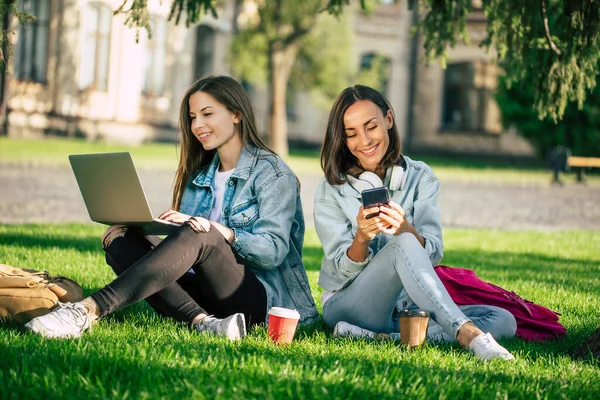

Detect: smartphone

[361,187,390,219]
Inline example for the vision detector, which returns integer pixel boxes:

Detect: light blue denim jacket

[314,155,444,292]
[179,145,318,325]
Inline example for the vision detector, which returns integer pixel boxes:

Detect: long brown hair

[172,75,272,210]
[320,85,402,185]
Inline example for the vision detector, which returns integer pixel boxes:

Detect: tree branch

[283,27,310,47]
[540,0,562,55]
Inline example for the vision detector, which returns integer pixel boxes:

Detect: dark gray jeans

[90,221,267,328]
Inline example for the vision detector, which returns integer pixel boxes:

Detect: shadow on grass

[0,231,102,254]
[2,321,598,399]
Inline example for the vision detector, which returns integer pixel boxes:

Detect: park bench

[566,156,600,182]
[548,146,600,183]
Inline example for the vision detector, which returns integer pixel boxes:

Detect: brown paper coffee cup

[399,309,430,348]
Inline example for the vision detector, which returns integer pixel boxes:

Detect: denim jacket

[314,155,444,292]
[179,145,318,325]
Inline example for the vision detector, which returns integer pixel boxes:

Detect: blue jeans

[322,233,517,342]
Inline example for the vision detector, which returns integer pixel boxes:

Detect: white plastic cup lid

[268,307,300,319]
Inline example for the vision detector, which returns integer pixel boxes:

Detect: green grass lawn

[1,224,599,399]
[2,136,598,184]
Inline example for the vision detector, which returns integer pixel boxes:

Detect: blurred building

[1,0,534,158]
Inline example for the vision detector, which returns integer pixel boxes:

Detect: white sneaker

[333,321,376,339]
[194,313,246,341]
[24,302,93,339]
[468,332,515,361]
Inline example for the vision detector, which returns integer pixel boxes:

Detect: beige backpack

[0,263,84,324]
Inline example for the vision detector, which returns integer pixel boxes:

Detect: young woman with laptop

[25,76,318,340]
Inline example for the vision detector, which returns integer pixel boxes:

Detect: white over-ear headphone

[357,171,383,188]
[354,164,405,191]
[385,164,405,191]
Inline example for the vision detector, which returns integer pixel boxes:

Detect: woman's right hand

[346,206,384,263]
[355,205,386,243]
[158,210,211,233]
[158,209,192,224]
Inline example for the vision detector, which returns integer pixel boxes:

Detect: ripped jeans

[322,233,517,342]
[90,221,267,327]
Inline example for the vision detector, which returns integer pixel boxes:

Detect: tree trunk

[571,327,600,361]
[0,0,14,136]
[267,41,299,157]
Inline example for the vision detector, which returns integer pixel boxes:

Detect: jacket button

[224,208,229,215]
[228,179,235,186]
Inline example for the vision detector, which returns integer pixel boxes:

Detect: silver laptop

[68,152,181,235]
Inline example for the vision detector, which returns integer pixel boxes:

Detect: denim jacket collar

[191,145,260,188]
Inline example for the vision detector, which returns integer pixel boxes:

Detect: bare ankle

[80,297,101,319]
[192,313,209,324]
[456,322,483,347]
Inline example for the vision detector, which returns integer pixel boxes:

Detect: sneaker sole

[24,319,83,339]
[230,313,247,341]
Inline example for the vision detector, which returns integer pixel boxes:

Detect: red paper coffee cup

[267,307,300,345]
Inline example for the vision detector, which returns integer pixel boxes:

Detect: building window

[78,2,112,91]
[441,61,497,132]
[195,25,214,78]
[14,0,50,83]
[143,15,167,96]
[358,52,391,96]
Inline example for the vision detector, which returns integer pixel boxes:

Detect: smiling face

[188,91,242,152]
[343,100,393,175]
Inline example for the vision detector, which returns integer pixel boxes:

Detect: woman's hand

[347,205,384,263]
[159,210,212,233]
[375,201,425,247]
[377,200,410,236]
[355,205,388,243]
[158,210,192,224]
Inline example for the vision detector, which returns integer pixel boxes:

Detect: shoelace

[55,302,93,333]
[195,315,216,332]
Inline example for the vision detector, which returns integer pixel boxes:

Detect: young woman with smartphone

[314,85,516,361]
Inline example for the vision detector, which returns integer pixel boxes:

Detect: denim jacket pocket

[282,263,316,307]
[229,199,259,228]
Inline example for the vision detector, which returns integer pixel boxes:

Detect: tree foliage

[227,0,359,154]
[356,53,391,95]
[0,0,35,68]
[231,7,354,105]
[329,1,600,123]
[5,0,600,123]
[413,0,600,122]
[496,70,600,158]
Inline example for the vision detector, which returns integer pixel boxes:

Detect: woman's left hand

[158,210,192,224]
[377,201,411,236]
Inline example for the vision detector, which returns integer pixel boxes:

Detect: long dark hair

[172,75,272,210]
[321,85,402,185]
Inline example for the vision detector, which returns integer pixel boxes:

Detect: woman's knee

[390,232,422,254]
[101,224,128,250]
[489,307,517,339]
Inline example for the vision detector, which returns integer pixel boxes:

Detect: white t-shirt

[209,168,234,224]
